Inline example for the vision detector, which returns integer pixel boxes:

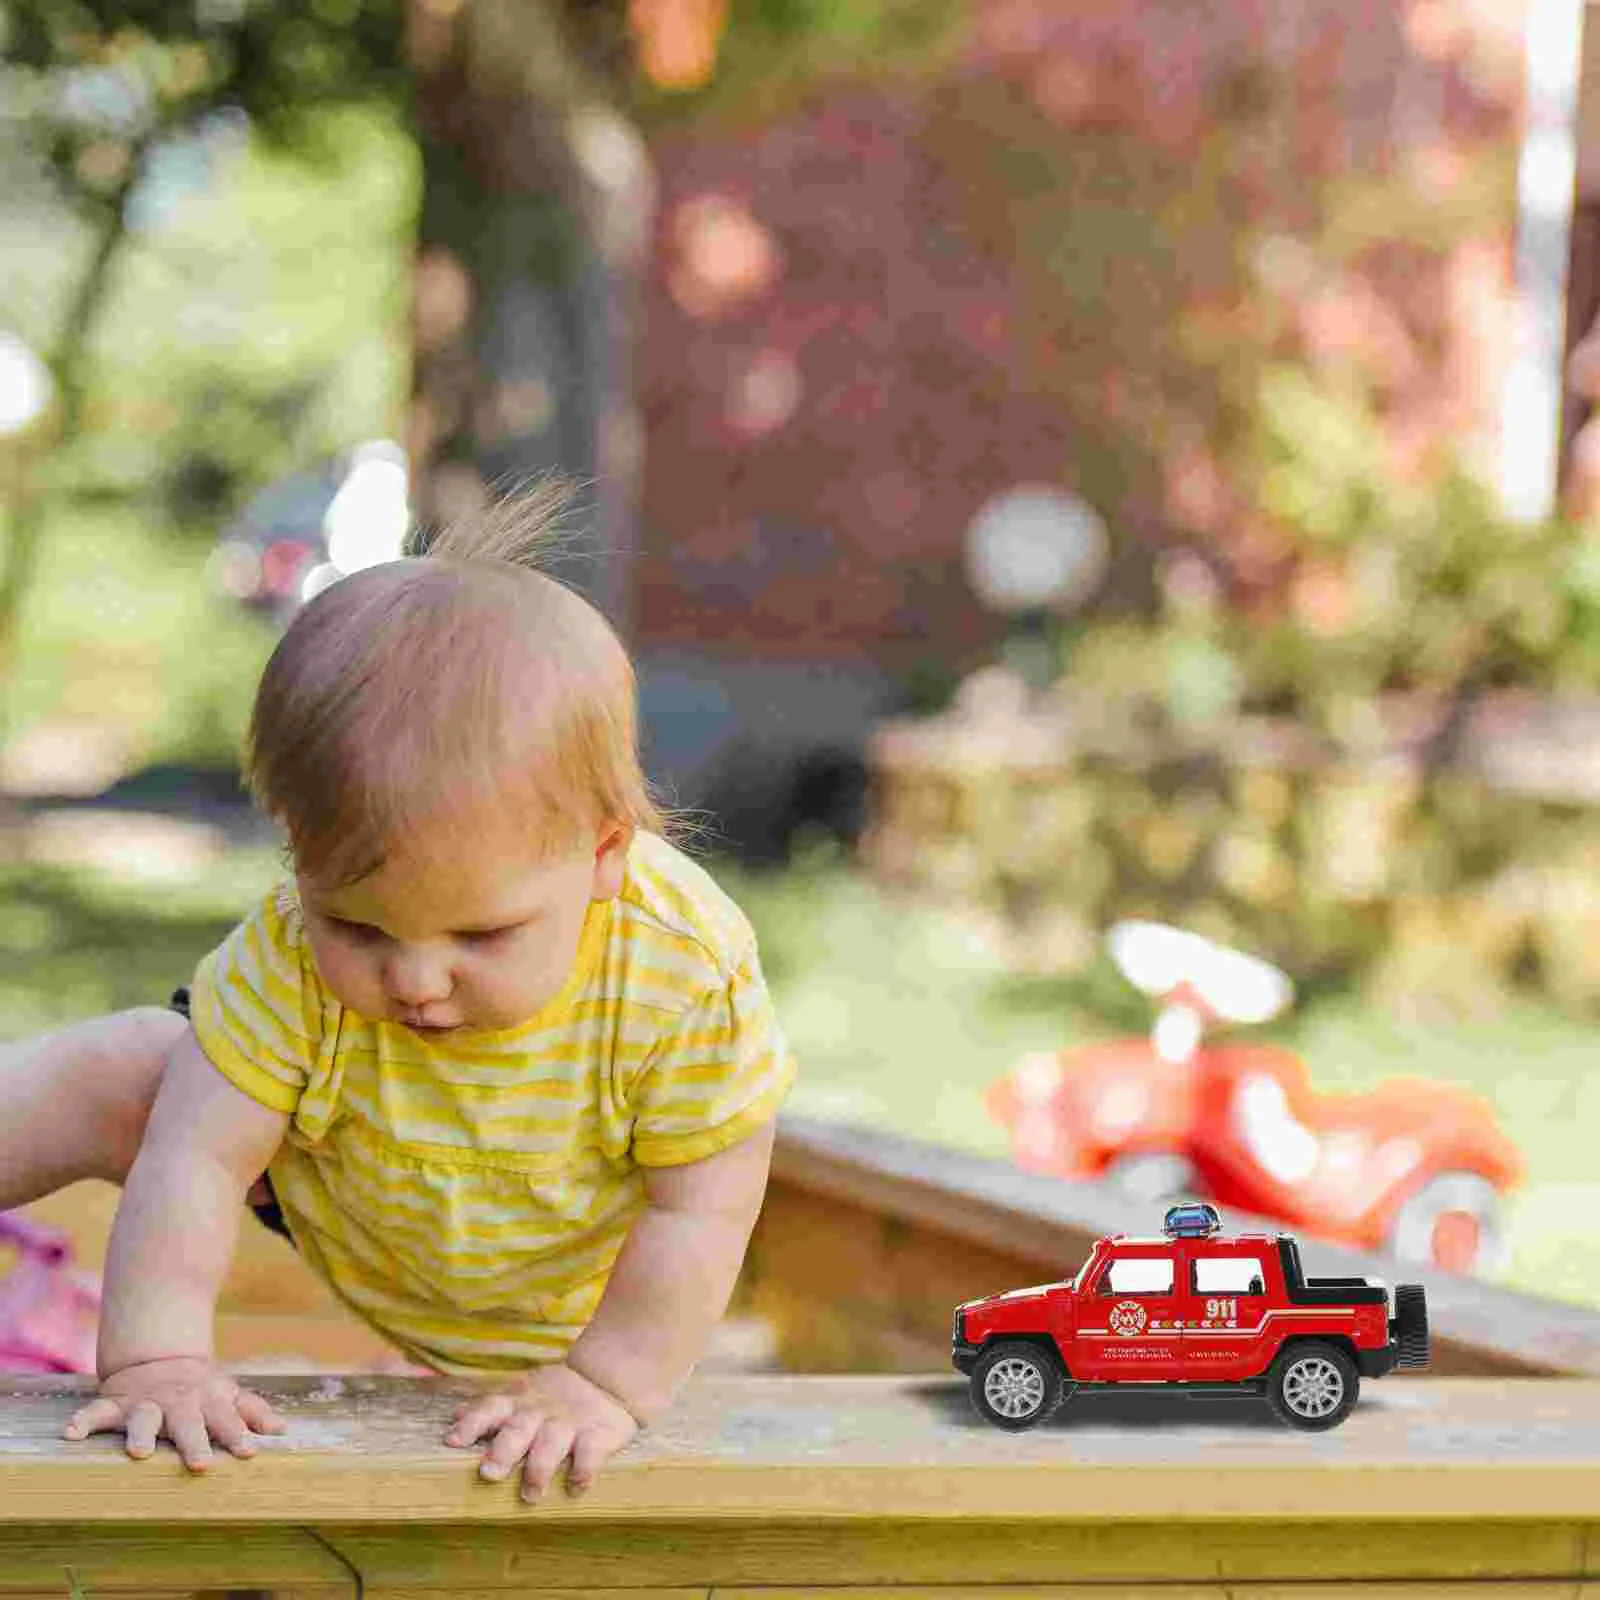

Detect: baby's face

[296,824,629,1035]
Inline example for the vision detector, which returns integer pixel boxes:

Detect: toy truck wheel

[970,1341,1064,1431]
[1266,1341,1360,1431]
[1392,1283,1430,1369]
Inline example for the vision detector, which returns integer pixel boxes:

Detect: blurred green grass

[2,503,275,770]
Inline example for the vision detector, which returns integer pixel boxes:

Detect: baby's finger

[447,1391,518,1448]
[480,1408,543,1480]
[122,1400,165,1461]
[234,1389,286,1436]
[62,1397,125,1440]
[519,1418,576,1504]
[203,1402,257,1460]
[565,1427,616,1496]
[166,1406,216,1472]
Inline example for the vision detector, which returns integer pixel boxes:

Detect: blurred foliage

[0,845,278,1035]
[657,0,965,126]
[866,375,1600,1014]
[1070,370,1600,742]
[0,97,411,768]
[0,0,413,739]
[0,0,409,177]
[76,103,416,528]
[0,0,414,514]
[4,504,275,769]
[847,10,1600,1018]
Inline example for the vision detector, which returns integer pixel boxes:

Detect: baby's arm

[64,1025,290,1468]
[446,1118,777,1499]
[568,1116,778,1419]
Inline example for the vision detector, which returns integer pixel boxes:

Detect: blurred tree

[405,0,661,628]
[0,0,410,755]
[403,0,949,628]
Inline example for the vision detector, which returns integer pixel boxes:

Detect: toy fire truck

[953,1202,1429,1431]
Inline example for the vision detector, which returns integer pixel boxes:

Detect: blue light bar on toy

[1163,1201,1222,1237]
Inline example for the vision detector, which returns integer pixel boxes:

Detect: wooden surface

[2,1375,1600,1596]
[3,1373,1600,1523]
[749,1116,1600,1378]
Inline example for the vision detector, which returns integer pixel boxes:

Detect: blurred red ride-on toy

[0,1211,101,1374]
[986,922,1523,1276]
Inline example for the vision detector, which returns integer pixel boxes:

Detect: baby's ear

[590,821,633,900]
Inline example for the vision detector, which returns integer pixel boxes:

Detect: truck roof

[1104,1231,1281,1247]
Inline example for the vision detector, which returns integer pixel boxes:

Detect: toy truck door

[1182,1244,1275,1381]
[1070,1247,1185,1382]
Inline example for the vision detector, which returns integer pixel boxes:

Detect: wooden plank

[0,1526,354,1594]
[1,1519,1581,1594]
[1241,1589,1588,1599]
[713,1590,1576,1600]
[5,1375,1600,1525]
[765,1116,1600,1378]
[316,1520,1591,1589]
[364,1592,709,1600]
[711,1591,1237,1600]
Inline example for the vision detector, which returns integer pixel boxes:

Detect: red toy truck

[952,1202,1429,1432]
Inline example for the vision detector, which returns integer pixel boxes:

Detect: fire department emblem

[1109,1300,1147,1337]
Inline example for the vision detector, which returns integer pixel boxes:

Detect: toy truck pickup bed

[953,1202,1429,1431]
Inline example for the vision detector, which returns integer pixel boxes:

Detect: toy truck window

[1192,1257,1267,1295]
[1097,1257,1175,1296]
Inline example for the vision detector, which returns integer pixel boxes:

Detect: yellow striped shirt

[188,831,795,1373]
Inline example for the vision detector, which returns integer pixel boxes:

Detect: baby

[0,481,795,1499]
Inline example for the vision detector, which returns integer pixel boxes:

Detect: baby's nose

[383,949,453,1005]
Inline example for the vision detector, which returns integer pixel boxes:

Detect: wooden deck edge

[3,1374,1600,1526]
[768,1114,1600,1378]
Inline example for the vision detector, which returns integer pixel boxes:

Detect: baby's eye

[458,925,518,947]
[328,917,384,943]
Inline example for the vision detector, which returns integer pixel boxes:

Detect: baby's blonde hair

[245,477,669,887]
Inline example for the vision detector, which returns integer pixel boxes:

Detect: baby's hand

[63,1356,286,1471]
[444,1362,639,1502]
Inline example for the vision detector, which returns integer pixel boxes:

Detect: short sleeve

[188,888,324,1115]
[629,949,797,1167]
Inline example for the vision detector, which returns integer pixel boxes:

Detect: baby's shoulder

[612,832,757,998]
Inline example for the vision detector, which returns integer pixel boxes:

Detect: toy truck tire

[969,1340,1066,1431]
[1392,1283,1430,1369]
[1266,1340,1360,1431]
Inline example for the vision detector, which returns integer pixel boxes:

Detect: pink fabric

[0,1212,100,1374]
